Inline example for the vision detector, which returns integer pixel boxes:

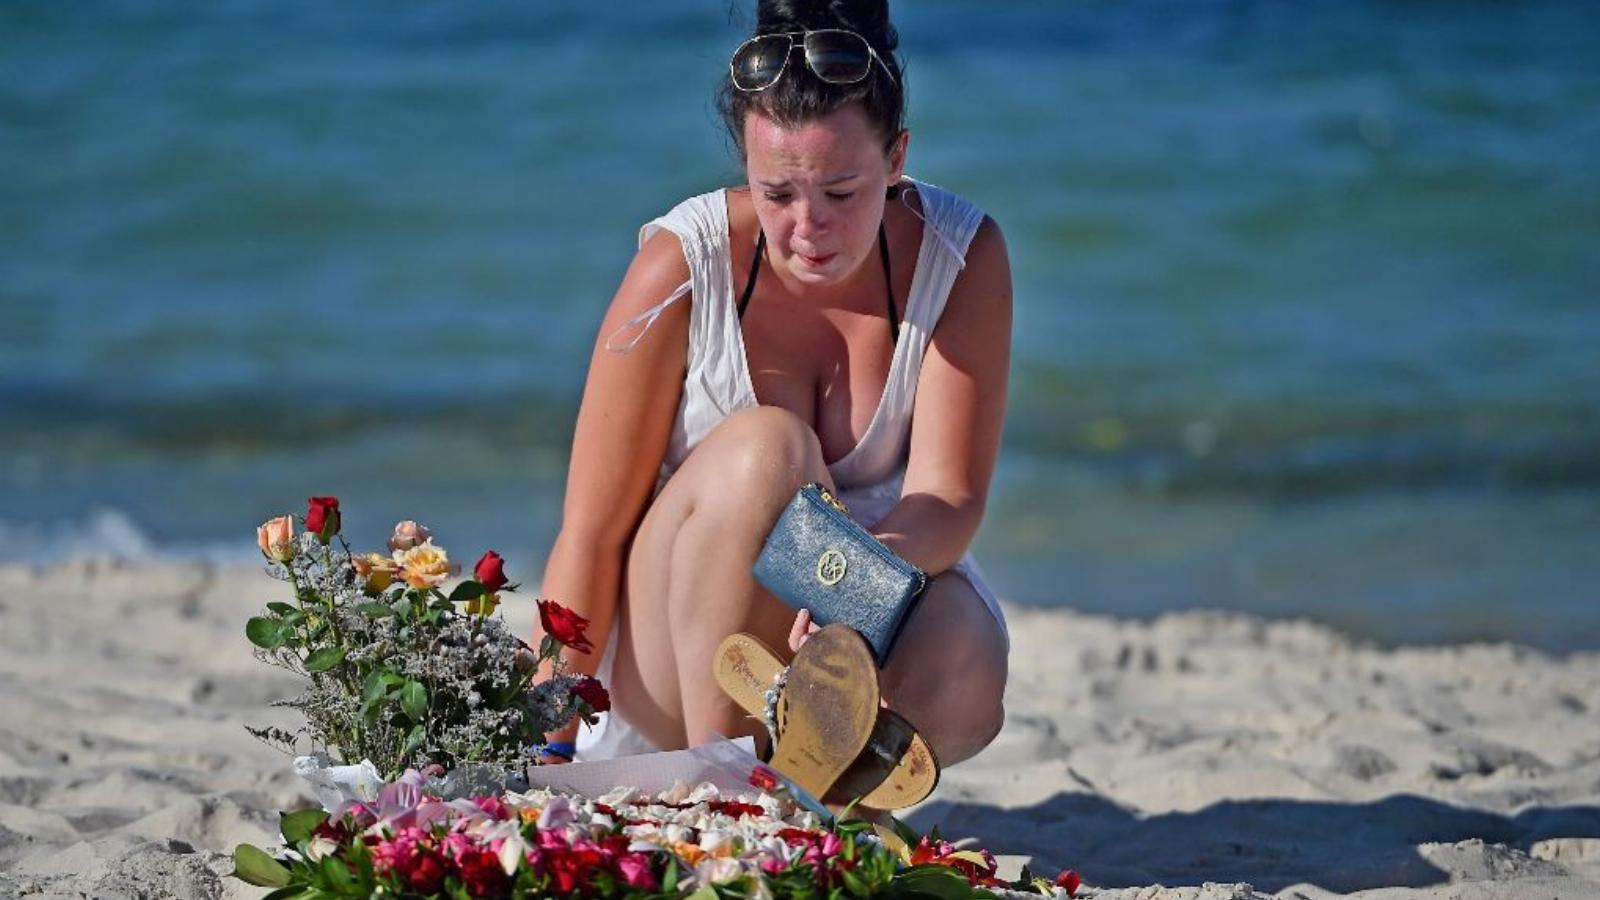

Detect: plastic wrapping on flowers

[233,772,1079,899]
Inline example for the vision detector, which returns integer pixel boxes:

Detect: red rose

[749,765,780,793]
[1054,869,1081,897]
[474,550,508,593]
[305,496,341,542]
[457,847,508,895]
[538,599,593,654]
[571,676,610,713]
[401,849,447,894]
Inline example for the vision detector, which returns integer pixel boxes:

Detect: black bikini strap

[739,225,897,344]
[738,230,764,319]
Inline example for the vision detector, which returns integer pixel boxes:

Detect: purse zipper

[813,484,850,515]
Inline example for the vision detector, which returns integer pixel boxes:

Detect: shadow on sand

[908,792,1600,893]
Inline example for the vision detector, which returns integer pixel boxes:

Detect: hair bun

[756,0,897,52]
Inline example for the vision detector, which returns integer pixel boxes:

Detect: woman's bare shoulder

[953,214,1011,299]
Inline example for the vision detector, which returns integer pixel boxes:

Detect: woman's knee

[698,406,826,501]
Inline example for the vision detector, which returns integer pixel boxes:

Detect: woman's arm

[872,215,1013,575]
[536,228,693,744]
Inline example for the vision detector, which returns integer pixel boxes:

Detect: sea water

[3,1,1597,650]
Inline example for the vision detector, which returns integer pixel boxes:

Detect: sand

[0,560,1596,899]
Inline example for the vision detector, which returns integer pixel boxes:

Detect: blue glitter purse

[753,483,928,667]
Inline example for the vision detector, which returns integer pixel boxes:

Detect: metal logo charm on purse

[753,483,928,667]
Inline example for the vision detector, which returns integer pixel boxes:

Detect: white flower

[306,836,339,862]
[696,857,746,884]
[538,795,575,829]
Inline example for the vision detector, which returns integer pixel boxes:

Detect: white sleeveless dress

[578,177,1008,760]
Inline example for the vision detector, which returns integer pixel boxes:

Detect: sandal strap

[761,665,791,759]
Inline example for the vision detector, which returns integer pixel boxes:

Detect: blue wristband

[540,741,576,760]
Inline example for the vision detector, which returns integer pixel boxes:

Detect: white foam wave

[0,507,256,565]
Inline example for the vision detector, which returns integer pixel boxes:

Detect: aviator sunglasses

[730,29,898,92]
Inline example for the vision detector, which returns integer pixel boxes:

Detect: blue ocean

[3,1,1597,650]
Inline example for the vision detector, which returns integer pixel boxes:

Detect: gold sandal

[715,629,940,809]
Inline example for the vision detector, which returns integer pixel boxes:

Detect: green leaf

[402,723,427,756]
[400,681,428,722]
[279,808,329,845]
[891,814,922,849]
[303,646,347,673]
[355,602,393,618]
[662,857,679,893]
[447,581,486,603]
[891,865,976,900]
[261,887,306,900]
[266,602,298,616]
[232,843,291,886]
[362,671,389,703]
[246,617,285,650]
[686,885,720,900]
[321,854,355,889]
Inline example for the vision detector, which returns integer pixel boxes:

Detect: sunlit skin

[743,105,908,296]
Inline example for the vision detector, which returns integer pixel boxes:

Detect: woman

[536,0,1011,771]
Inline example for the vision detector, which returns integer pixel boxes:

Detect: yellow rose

[394,540,453,590]
[256,515,295,562]
[352,552,400,591]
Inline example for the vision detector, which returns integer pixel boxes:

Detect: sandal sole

[714,631,939,808]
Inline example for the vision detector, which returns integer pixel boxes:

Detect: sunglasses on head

[730,29,898,93]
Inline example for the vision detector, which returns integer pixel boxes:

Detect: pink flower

[615,851,659,889]
[388,519,433,552]
[473,795,511,820]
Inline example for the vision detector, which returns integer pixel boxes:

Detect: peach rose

[256,515,295,562]
[394,540,453,590]
[387,520,433,553]
[352,552,400,591]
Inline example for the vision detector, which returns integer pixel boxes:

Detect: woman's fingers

[788,608,818,653]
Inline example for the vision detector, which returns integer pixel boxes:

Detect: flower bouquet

[246,497,602,785]
[233,766,1082,899]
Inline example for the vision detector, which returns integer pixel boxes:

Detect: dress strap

[896,182,971,266]
[603,279,691,353]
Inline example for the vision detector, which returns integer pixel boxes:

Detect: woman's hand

[787,608,820,653]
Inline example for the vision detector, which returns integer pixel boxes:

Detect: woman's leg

[605,404,1008,766]
[608,406,837,751]
[878,572,1008,766]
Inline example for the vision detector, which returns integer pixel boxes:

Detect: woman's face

[743,104,907,290]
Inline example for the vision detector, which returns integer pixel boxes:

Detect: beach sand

[0,560,1596,899]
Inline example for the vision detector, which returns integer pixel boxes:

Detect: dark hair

[716,0,907,155]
